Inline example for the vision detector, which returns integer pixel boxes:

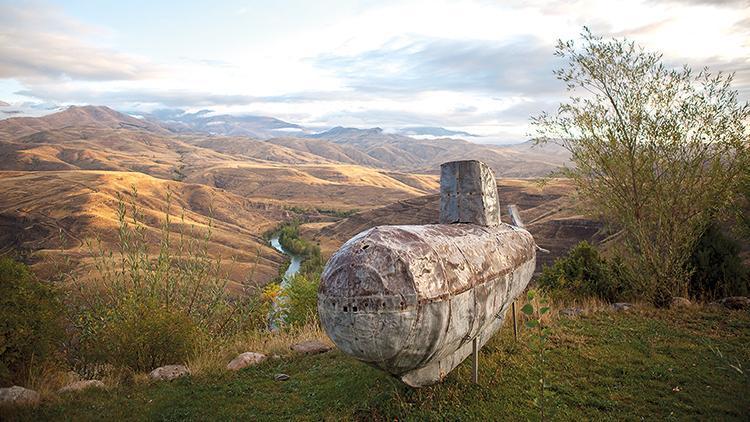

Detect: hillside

[306,178,605,271]
[0,170,290,287]
[305,126,570,177]
[0,105,573,288]
[0,106,168,139]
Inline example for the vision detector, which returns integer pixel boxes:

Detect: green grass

[4,307,749,421]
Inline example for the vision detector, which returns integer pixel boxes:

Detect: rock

[149,365,190,381]
[707,301,724,310]
[0,386,40,406]
[560,307,584,317]
[290,340,332,355]
[612,302,633,312]
[670,297,691,308]
[58,380,105,393]
[719,296,750,310]
[274,373,290,382]
[227,352,267,371]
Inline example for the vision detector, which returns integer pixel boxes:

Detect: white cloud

[0,2,162,82]
[2,0,748,143]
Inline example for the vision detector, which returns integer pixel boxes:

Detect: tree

[532,28,750,306]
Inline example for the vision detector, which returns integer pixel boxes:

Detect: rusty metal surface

[318,223,535,386]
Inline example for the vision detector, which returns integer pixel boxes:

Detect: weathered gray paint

[439,160,500,226]
[318,160,536,387]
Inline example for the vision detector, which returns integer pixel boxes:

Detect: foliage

[532,28,750,305]
[537,241,635,302]
[0,257,64,386]
[67,187,263,372]
[271,221,326,328]
[284,273,320,327]
[75,296,200,372]
[688,222,749,301]
[277,221,320,257]
[521,290,553,420]
[284,206,358,218]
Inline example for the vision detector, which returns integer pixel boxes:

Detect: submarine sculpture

[317,160,536,387]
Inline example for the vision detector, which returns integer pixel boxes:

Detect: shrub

[75,297,200,372]
[537,241,635,302]
[284,273,320,327]
[0,257,63,386]
[67,188,263,372]
[688,223,749,301]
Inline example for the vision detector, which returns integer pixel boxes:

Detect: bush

[537,241,635,302]
[0,257,63,386]
[284,273,320,327]
[688,223,749,301]
[75,297,199,372]
[68,188,264,372]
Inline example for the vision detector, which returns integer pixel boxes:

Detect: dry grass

[188,322,332,376]
[21,321,331,401]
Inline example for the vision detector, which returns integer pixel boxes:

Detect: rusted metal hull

[318,223,535,387]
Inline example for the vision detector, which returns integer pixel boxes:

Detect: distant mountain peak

[397,126,477,138]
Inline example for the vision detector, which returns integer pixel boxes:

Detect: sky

[1,0,749,143]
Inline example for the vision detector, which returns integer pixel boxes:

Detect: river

[268,234,303,330]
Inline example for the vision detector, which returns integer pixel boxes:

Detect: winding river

[268,234,303,329]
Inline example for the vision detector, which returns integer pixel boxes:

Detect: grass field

[3,306,748,421]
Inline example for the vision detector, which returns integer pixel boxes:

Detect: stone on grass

[0,386,40,407]
[274,373,290,381]
[612,302,633,312]
[227,352,267,371]
[58,380,105,394]
[670,297,691,308]
[149,365,190,381]
[560,307,584,317]
[290,340,332,355]
[719,296,749,310]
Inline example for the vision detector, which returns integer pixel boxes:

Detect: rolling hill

[304,178,606,272]
[0,104,575,288]
[0,170,290,288]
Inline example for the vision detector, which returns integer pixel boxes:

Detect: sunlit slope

[0,105,167,139]
[305,178,606,271]
[184,163,438,210]
[0,170,289,288]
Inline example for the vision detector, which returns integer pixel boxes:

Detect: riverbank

[4,305,748,420]
[265,221,326,328]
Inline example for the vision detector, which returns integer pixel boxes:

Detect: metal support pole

[512,301,518,341]
[472,337,479,384]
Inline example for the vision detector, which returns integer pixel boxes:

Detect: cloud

[0,2,162,82]
[14,85,259,108]
[13,84,381,108]
[314,35,562,96]
[649,0,750,6]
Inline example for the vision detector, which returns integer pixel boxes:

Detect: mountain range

[0,104,574,287]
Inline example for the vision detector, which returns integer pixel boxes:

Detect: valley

[0,105,578,288]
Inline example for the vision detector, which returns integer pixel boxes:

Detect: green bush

[0,257,63,386]
[75,297,199,372]
[284,273,320,327]
[537,241,635,302]
[688,223,749,301]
